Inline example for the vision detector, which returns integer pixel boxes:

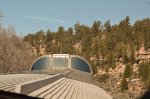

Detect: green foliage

[139,62,150,81]
[24,34,34,46]
[121,77,128,91]
[91,63,98,74]
[91,21,101,35]
[95,74,109,83]
[45,30,52,53]
[124,64,132,78]
[121,64,132,91]
[24,17,150,74]
[145,75,150,89]
[138,61,150,89]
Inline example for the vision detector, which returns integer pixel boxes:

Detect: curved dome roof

[31,54,93,73]
[31,55,51,70]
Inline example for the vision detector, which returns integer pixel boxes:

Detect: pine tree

[45,29,52,53]
[121,77,128,91]
[124,64,132,78]
[91,21,101,35]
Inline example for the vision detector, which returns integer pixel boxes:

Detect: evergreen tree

[91,21,101,35]
[121,77,128,91]
[45,29,52,53]
[139,62,150,82]
[124,64,132,78]
[103,20,111,33]
[24,34,34,46]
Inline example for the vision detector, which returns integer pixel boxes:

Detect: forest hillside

[24,16,150,98]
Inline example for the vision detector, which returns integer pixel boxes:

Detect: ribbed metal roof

[29,77,112,99]
[0,74,49,92]
[0,70,112,99]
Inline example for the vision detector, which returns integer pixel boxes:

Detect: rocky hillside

[95,62,145,99]
[94,46,150,99]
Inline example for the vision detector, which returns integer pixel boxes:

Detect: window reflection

[31,57,50,70]
[71,57,91,73]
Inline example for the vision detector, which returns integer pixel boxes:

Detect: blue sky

[0,0,150,35]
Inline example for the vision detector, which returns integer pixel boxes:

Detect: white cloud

[24,16,65,23]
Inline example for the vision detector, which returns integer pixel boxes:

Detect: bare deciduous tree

[0,25,36,73]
